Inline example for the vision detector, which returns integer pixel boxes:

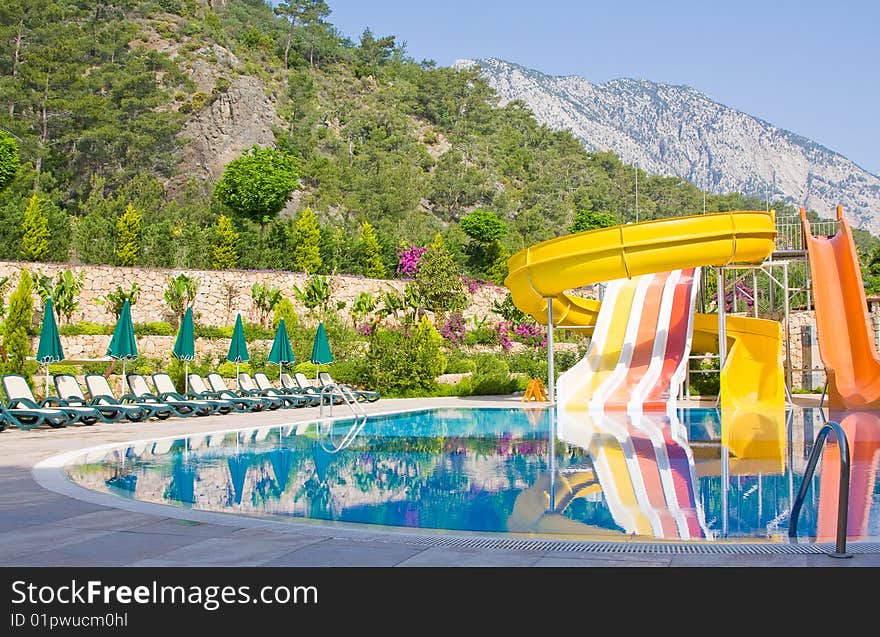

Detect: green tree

[0,131,19,190]
[1,269,37,381]
[459,208,508,282]
[359,221,386,278]
[114,203,142,266]
[212,214,239,269]
[291,207,322,273]
[20,192,49,262]
[571,208,618,234]
[213,145,301,235]
[414,233,467,319]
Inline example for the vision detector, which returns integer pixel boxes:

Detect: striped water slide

[556,267,708,538]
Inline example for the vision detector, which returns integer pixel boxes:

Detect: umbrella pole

[45,364,49,398]
[184,361,189,396]
[122,359,126,395]
[236,362,240,390]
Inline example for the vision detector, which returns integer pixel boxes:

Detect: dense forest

[1,0,879,288]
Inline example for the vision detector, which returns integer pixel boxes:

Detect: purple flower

[439,312,467,345]
[396,245,427,277]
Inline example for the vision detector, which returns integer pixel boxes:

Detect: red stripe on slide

[643,269,695,408]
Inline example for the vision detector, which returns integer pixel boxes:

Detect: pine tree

[414,233,467,319]
[1,270,37,380]
[20,193,49,262]
[359,221,386,278]
[212,214,239,269]
[291,207,322,273]
[115,203,142,266]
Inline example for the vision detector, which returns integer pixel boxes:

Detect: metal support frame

[716,260,795,406]
[546,298,555,405]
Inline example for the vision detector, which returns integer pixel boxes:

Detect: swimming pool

[62,406,880,544]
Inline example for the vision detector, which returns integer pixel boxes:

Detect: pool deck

[2,393,879,568]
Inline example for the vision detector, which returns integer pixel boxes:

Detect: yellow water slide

[505,211,785,412]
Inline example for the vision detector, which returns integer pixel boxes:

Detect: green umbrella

[310,321,333,379]
[36,297,64,396]
[268,318,295,378]
[106,299,138,394]
[227,313,249,389]
[173,306,195,395]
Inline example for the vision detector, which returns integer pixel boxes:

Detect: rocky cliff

[459,58,880,232]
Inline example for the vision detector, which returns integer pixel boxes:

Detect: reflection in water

[818,410,880,541]
[557,408,711,539]
[62,407,880,542]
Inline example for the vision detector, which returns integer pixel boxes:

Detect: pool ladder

[317,383,368,453]
[788,420,851,558]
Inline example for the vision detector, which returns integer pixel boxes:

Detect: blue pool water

[64,407,880,543]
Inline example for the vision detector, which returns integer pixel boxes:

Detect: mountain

[457,57,880,233]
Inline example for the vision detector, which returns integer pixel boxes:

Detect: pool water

[64,406,880,543]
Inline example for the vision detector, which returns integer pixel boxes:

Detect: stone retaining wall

[0,261,508,327]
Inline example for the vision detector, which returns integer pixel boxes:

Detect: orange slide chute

[801,205,880,410]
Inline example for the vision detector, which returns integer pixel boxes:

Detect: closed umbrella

[310,321,333,380]
[36,297,64,397]
[106,299,138,395]
[173,306,195,395]
[226,313,249,389]
[267,318,295,379]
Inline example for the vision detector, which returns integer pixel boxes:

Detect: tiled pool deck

[2,394,879,567]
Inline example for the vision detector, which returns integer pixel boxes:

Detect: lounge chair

[254,371,320,407]
[317,371,380,403]
[53,374,147,423]
[0,401,70,429]
[291,372,337,404]
[206,373,282,410]
[84,374,173,421]
[152,373,233,415]
[239,372,304,409]
[2,374,100,425]
[187,373,265,413]
[126,373,215,417]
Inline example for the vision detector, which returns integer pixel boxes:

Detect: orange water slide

[801,206,880,410]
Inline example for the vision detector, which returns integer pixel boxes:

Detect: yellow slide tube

[505,210,785,412]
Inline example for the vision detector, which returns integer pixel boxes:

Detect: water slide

[801,205,880,410]
[505,210,786,412]
[556,268,701,413]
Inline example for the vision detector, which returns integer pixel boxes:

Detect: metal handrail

[317,383,368,453]
[788,420,851,557]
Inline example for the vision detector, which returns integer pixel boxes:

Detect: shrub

[133,321,176,336]
[365,317,446,393]
[272,297,298,330]
[445,354,476,374]
[293,361,318,378]
[47,363,78,376]
[689,355,720,396]
[59,322,110,336]
[1,270,37,380]
[506,349,547,378]
[463,326,496,346]
[217,361,251,379]
[455,353,518,396]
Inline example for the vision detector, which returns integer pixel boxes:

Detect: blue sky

[318,0,879,175]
